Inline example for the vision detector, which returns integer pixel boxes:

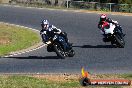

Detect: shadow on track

[73,45,114,48]
[6,56,61,59]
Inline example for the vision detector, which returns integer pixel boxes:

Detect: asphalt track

[0,5,132,74]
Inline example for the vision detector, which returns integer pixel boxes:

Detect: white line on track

[3,44,46,58]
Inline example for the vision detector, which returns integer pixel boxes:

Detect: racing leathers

[98,18,125,42]
[40,25,69,44]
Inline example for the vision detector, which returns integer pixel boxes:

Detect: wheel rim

[56,45,66,56]
[115,34,125,47]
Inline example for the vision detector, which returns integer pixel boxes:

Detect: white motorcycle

[102,21,125,48]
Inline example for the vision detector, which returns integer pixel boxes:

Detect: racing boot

[103,37,110,42]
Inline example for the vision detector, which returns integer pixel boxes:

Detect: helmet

[41,19,49,29]
[100,14,107,22]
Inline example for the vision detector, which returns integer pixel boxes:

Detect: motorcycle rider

[98,14,125,42]
[40,19,70,45]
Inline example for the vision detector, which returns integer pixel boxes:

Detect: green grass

[0,76,80,88]
[0,23,41,56]
[0,75,126,88]
[0,73,131,88]
[119,73,132,79]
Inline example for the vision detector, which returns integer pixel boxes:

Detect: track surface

[0,5,132,74]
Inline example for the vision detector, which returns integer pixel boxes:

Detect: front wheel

[115,34,125,48]
[54,43,66,59]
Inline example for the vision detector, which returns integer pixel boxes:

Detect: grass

[0,74,131,88]
[0,76,80,88]
[119,74,132,79]
[0,23,41,56]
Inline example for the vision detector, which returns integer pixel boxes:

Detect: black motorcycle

[46,33,75,59]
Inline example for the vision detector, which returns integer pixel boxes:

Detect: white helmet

[41,19,49,25]
[100,14,107,21]
[41,19,49,29]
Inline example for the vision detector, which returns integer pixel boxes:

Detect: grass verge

[0,73,131,88]
[0,23,41,56]
[0,75,79,88]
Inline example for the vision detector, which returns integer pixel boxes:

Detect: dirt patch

[33,74,80,82]
[33,73,132,81]
[0,36,10,45]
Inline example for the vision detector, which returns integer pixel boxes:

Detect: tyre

[111,40,118,48]
[68,49,75,57]
[47,44,54,52]
[54,43,65,59]
[115,34,125,48]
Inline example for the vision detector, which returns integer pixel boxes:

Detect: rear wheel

[54,43,66,59]
[68,49,75,57]
[111,39,118,48]
[47,44,54,52]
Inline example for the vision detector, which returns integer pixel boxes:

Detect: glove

[40,31,46,35]
[113,21,118,24]
[54,31,61,34]
[45,41,51,45]
[113,21,119,26]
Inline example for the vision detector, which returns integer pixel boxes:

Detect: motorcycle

[102,21,125,48]
[46,33,75,59]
